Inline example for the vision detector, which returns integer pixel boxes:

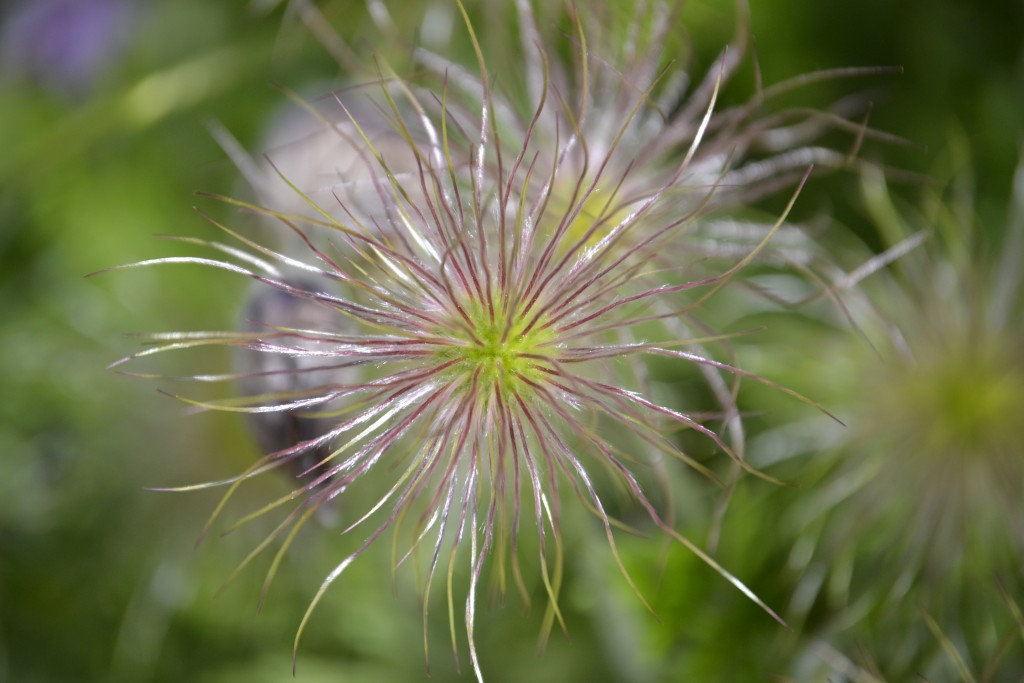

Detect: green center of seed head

[880,340,1024,458]
[444,300,554,397]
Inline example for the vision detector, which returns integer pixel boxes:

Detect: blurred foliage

[0,1,1021,682]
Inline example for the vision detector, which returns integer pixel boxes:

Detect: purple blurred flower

[1,0,134,96]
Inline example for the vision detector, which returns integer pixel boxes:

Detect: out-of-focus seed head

[773,144,1024,681]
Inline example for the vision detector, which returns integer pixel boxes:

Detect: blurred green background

[1,1,1022,682]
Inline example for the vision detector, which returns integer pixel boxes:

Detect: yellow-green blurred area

[1,1,1022,682]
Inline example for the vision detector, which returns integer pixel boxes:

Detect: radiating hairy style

[96,1,891,679]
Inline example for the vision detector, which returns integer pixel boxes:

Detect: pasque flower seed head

[97,1,878,679]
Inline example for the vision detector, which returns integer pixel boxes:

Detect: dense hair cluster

[101,1,886,679]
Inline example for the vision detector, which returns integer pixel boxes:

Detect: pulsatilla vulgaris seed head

[97,1,880,680]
